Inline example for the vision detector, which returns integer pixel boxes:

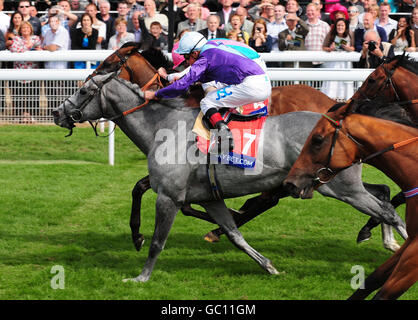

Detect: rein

[314,113,418,184]
[354,59,417,107]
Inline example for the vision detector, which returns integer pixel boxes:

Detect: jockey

[144,32,272,151]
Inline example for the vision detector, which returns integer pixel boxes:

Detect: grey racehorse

[53,72,407,282]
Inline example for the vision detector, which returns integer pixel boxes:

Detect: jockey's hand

[157,67,168,80]
[144,90,156,100]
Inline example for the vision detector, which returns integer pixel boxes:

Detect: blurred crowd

[0,0,416,121]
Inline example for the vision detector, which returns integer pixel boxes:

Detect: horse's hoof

[204,231,220,243]
[122,275,149,283]
[266,261,281,275]
[384,241,400,252]
[133,234,145,251]
[356,229,371,244]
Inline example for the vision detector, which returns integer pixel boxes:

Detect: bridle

[355,58,418,107]
[62,70,162,137]
[313,113,418,184]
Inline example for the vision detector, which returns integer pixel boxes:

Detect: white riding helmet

[175,31,208,55]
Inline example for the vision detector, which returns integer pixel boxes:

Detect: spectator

[248,1,275,23]
[41,5,78,36]
[187,0,211,21]
[227,29,247,43]
[160,0,187,35]
[328,3,349,23]
[0,0,10,35]
[199,14,226,40]
[347,5,361,32]
[125,0,145,20]
[71,13,98,68]
[57,0,79,28]
[18,0,41,36]
[376,2,398,40]
[217,0,236,29]
[128,10,151,44]
[389,16,411,51]
[382,0,398,14]
[9,21,42,122]
[286,0,302,17]
[5,12,24,49]
[176,3,206,37]
[304,3,330,67]
[70,0,82,15]
[227,13,250,44]
[278,13,309,53]
[42,15,70,69]
[149,21,168,51]
[84,3,106,51]
[107,17,135,50]
[343,0,364,14]
[398,0,415,14]
[143,0,169,33]
[358,0,377,24]
[354,12,387,51]
[115,1,130,23]
[267,4,287,53]
[225,6,254,35]
[367,3,380,21]
[249,18,273,52]
[406,6,417,52]
[98,0,115,49]
[357,29,395,68]
[0,29,5,50]
[29,5,38,18]
[321,18,355,100]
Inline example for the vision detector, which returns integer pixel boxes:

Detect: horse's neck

[347,115,418,191]
[113,98,198,156]
[394,69,418,121]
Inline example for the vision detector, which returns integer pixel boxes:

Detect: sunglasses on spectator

[19,5,30,8]
[348,10,358,13]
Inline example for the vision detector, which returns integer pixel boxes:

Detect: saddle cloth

[193,99,268,169]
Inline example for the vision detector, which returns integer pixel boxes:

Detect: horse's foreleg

[200,200,279,275]
[373,238,418,300]
[130,176,151,251]
[348,239,410,300]
[204,188,286,242]
[124,192,179,283]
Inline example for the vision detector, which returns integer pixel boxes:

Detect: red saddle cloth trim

[196,99,268,169]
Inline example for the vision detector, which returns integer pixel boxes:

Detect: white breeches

[200,74,272,115]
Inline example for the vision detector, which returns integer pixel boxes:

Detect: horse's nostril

[52,110,60,117]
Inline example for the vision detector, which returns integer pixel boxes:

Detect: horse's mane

[140,47,174,71]
[328,98,417,128]
[115,77,193,112]
[386,54,418,75]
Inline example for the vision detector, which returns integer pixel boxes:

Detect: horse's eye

[80,88,88,95]
[311,135,324,147]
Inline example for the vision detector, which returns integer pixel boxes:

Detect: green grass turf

[0,125,415,300]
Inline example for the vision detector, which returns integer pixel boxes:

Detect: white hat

[175,31,207,55]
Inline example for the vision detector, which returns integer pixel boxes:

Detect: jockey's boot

[207,109,234,152]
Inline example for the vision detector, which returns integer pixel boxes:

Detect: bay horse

[283,101,418,299]
[88,43,407,251]
[52,72,407,282]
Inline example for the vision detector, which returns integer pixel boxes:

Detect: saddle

[193,99,269,169]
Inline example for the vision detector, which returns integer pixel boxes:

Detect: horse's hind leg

[204,187,286,242]
[200,200,279,275]
[124,192,179,283]
[130,176,151,251]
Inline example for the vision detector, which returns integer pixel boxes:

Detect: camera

[256,27,261,32]
[368,41,377,51]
